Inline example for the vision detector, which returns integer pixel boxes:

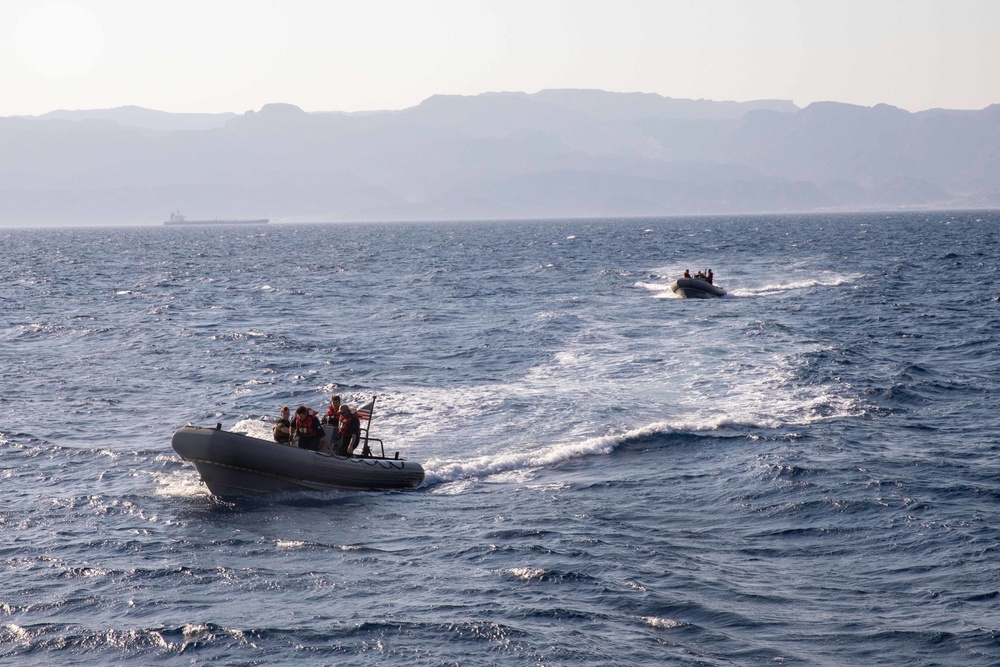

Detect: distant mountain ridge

[2,89,998,225]
[28,105,238,132]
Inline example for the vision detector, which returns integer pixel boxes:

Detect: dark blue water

[2,212,999,665]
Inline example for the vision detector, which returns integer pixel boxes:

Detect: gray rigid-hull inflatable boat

[670,278,727,298]
[171,424,425,497]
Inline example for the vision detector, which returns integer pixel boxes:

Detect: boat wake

[635,272,861,298]
[634,280,680,298]
[423,431,621,488]
[421,391,858,491]
[727,273,861,297]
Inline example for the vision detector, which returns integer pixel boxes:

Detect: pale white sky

[1,0,997,116]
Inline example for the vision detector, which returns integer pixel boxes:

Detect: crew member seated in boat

[322,394,341,424]
[325,407,344,455]
[683,269,691,278]
[273,406,293,444]
[694,270,706,280]
[293,405,328,451]
[337,404,361,456]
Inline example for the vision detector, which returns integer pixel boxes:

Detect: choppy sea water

[2,211,999,665]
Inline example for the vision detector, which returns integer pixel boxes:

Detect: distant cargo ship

[164,211,269,226]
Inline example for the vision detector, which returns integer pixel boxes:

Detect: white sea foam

[3,623,31,643]
[152,470,210,498]
[634,280,673,294]
[415,343,862,488]
[430,479,478,495]
[276,540,307,549]
[230,418,275,441]
[423,430,621,485]
[728,272,862,297]
[505,567,547,581]
[643,616,683,630]
[485,469,535,484]
[634,279,684,299]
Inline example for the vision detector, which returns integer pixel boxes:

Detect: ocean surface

[2,211,999,665]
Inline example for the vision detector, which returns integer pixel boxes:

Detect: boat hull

[670,278,727,298]
[171,426,424,497]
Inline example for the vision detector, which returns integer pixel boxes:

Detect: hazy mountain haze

[3,90,999,225]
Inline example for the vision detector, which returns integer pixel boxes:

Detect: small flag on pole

[355,400,374,421]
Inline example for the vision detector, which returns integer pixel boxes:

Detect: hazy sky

[1,0,997,116]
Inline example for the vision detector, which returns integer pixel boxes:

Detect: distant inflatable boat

[171,425,425,497]
[670,278,727,298]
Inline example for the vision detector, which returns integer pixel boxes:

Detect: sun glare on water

[13,2,104,78]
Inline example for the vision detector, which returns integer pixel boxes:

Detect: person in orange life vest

[293,405,327,451]
[322,395,341,425]
[319,395,342,454]
[337,404,361,456]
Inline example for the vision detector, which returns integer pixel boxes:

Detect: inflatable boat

[171,424,425,497]
[670,278,727,298]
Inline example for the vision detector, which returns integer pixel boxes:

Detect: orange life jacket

[294,409,321,438]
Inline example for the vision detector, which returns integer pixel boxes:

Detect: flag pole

[360,395,377,456]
